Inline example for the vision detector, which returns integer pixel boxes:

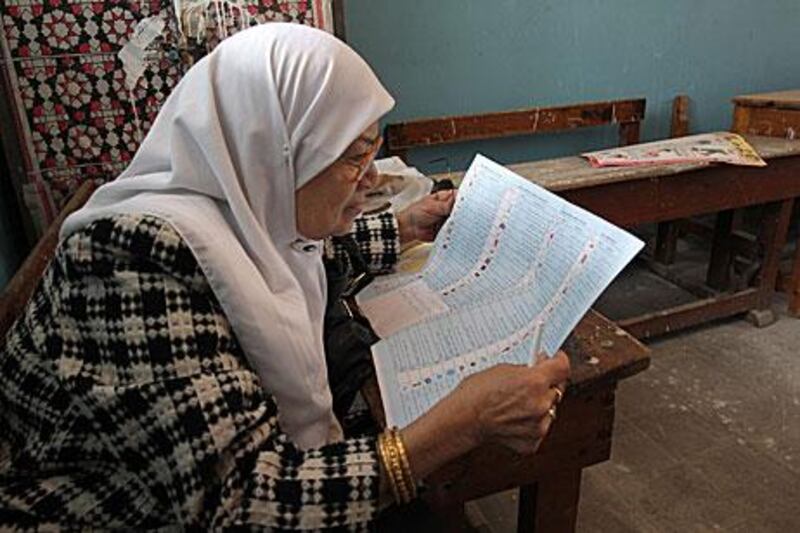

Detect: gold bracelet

[379,430,411,503]
[377,431,402,503]
[386,432,411,503]
[390,427,418,501]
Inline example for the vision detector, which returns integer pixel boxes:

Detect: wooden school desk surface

[430,135,800,339]
[363,309,651,533]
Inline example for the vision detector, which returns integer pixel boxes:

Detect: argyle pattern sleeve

[329,212,399,275]
[0,214,379,530]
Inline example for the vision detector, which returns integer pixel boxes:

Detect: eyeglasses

[341,136,383,184]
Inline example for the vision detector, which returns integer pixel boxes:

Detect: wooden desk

[365,309,650,532]
[433,135,800,339]
[732,91,800,316]
[732,90,800,139]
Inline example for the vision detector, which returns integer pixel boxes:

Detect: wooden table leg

[707,209,736,290]
[789,232,800,317]
[748,199,794,326]
[654,221,680,265]
[517,469,583,533]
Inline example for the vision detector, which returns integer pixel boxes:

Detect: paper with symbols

[359,154,644,428]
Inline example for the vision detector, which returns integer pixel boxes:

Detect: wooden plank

[671,95,690,137]
[618,289,759,340]
[385,99,646,151]
[0,181,94,339]
[732,90,800,110]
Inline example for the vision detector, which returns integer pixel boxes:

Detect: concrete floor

[467,236,800,532]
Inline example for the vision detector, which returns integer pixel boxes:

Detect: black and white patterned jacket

[0,212,399,530]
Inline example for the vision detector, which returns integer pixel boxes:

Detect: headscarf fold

[62,23,395,449]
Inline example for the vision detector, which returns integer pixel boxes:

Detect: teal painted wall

[345,0,800,173]
[2,2,798,287]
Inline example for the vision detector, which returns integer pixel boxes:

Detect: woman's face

[295,122,382,240]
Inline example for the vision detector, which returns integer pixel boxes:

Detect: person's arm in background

[329,190,456,275]
[395,189,455,245]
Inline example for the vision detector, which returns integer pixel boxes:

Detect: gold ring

[547,405,557,421]
[552,387,563,404]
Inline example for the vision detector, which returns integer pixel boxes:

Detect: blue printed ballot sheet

[359,154,644,428]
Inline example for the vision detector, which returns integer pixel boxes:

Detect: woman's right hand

[399,351,571,493]
[453,352,571,455]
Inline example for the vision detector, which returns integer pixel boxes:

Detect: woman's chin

[343,205,363,219]
[331,209,361,235]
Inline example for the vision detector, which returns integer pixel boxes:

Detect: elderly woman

[0,24,569,529]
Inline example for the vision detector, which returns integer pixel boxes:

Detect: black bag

[323,236,379,426]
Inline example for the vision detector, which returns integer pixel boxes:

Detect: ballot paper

[358,154,644,429]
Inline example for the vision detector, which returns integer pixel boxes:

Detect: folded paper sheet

[359,155,644,428]
[582,132,766,168]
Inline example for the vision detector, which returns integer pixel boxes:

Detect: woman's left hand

[396,189,456,244]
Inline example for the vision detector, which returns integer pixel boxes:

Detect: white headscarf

[61,23,395,449]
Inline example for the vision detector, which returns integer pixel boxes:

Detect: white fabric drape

[61,23,395,449]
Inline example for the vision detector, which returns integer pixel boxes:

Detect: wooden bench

[431,135,800,340]
[384,98,646,160]
[365,309,650,532]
